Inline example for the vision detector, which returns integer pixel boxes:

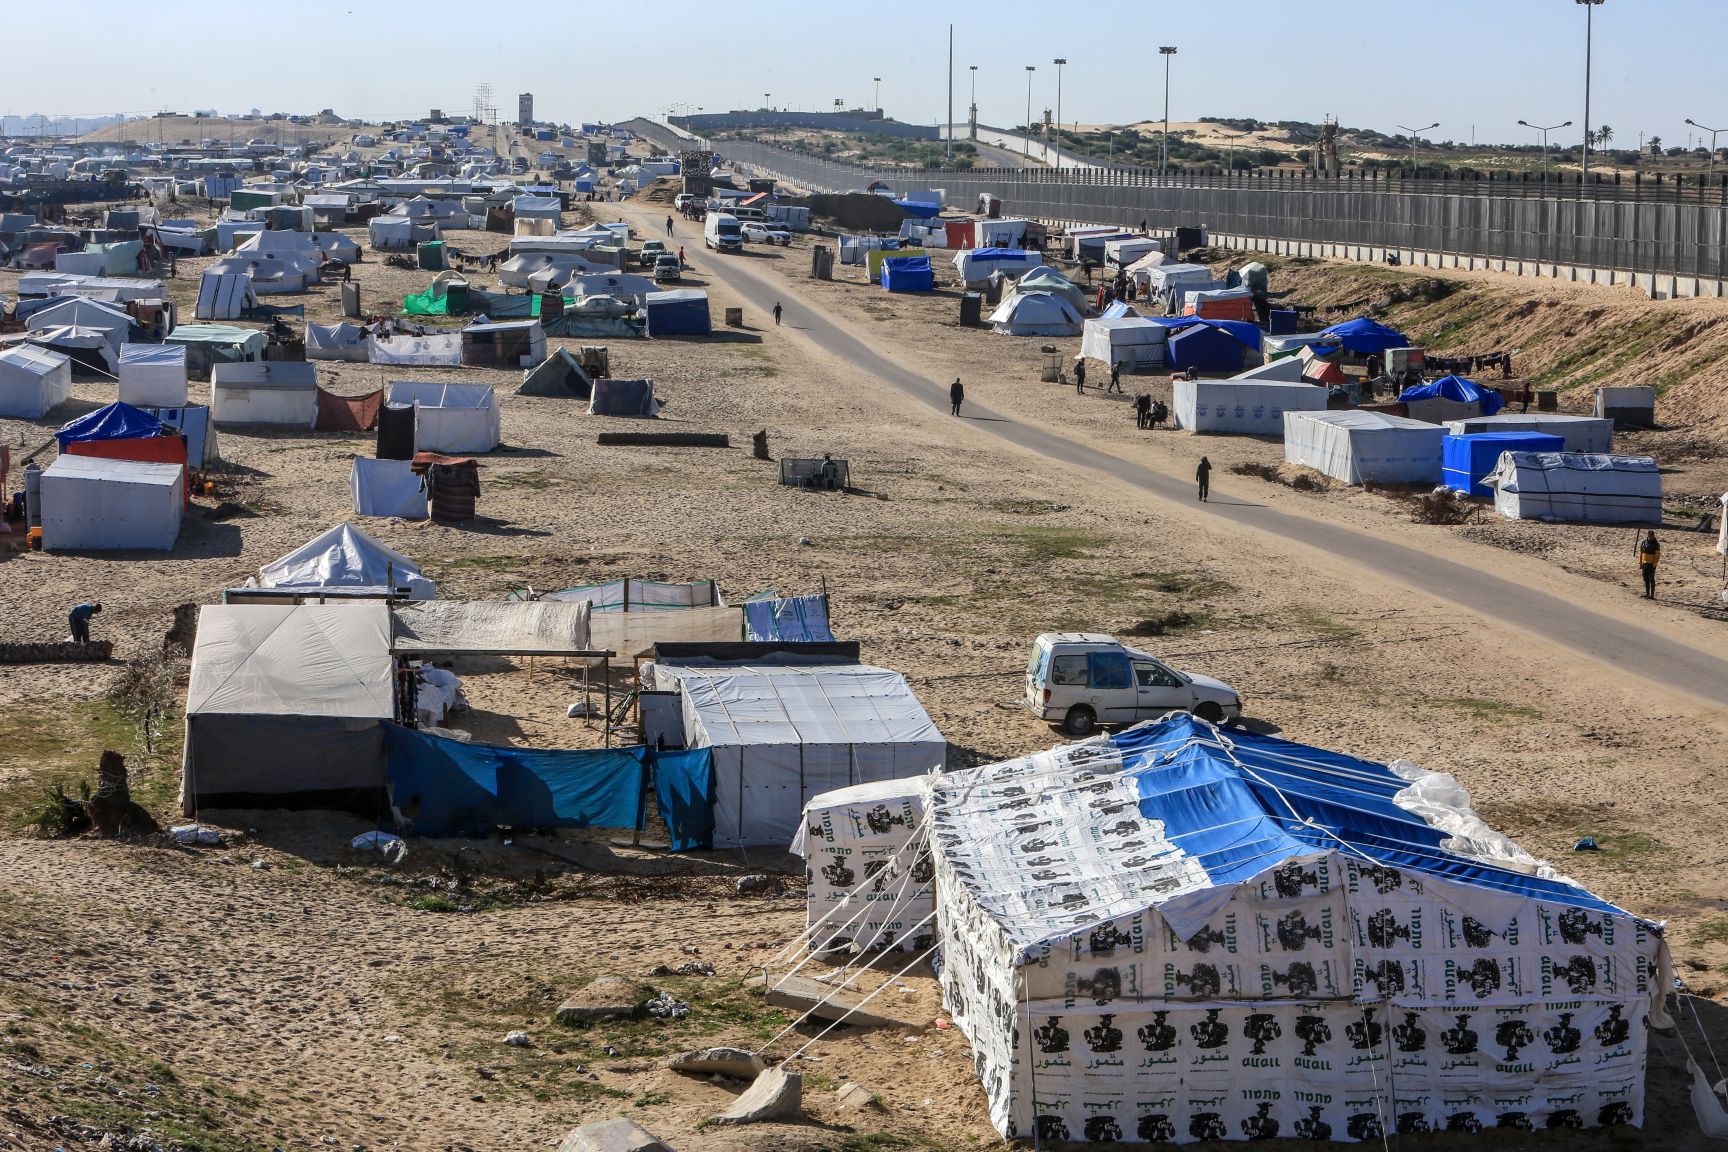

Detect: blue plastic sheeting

[1402,374,1505,416]
[892,199,941,219]
[644,289,711,336]
[654,747,716,852]
[1166,324,1247,373]
[1319,316,1409,355]
[1142,315,1261,348]
[1442,431,1563,497]
[1113,714,1634,920]
[880,256,934,293]
[1099,300,1135,320]
[56,401,163,449]
[743,595,835,642]
[384,724,647,836]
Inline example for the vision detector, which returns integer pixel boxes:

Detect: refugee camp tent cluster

[922,713,1669,1143]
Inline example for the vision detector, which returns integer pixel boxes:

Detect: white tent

[196,271,256,320]
[180,602,395,811]
[1104,236,1160,267]
[25,297,133,350]
[1140,261,1216,306]
[1124,249,1171,284]
[655,662,946,849]
[1174,378,1327,435]
[1231,356,1308,383]
[259,522,436,599]
[40,455,183,551]
[367,332,462,367]
[211,361,317,427]
[793,778,933,953]
[952,247,1042,284]
[351,457,429,520]
[1009,266,1087,311]
[145,404,219,469]
[206,255,313,295]
[989,292,1083,336]
[305,321,370,363]
[369,216,439,250]
[1488,452,1662,524]
[499,252,603,289]
[0,344,72,418]
[568,272,656,305]
[1443,413,1613,454]
[1284,409,1445,485]
[117,343,189,407]
[511,194,563,226]
[385,380,501,453]
[1079,317,1168,371]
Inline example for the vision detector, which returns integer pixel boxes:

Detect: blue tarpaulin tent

[1144,315,1261,348]
[56,401,163,449]
[892,199,941,219]
[743,595,835,642]
[1166,324,1249,374]
[644,289,711,337]
[1403,374,1505,416]
[1319,316,1410,355]
[654,747,716,851]
[881,256,934,293]
[1442,431,1563,497]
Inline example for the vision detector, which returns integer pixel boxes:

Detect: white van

[704,212,743,253]
[1025,632,1242,737]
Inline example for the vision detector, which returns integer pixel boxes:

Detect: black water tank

[376,403,415,460]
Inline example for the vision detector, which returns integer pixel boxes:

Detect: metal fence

[708,138,1728,284]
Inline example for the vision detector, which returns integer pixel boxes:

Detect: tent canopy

[56,401,163,449]
[389,600,594,655]
[1319,316,1409,355]
[989,292,1082,336]
[258,522,435,599]
[518,347,593,397]
[186,601,395,719]
[1401,374,1504,415]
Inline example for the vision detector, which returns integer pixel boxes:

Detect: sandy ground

[2,177,1728,1151]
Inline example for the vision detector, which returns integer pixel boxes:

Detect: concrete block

[667,1046,767,1080]
[557,1117,676,1152]
[711,1066,802,1125]
[836,1082,884,1114]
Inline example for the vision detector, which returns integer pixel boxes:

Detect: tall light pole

[1159,46,1177,178]
[1023,65,1035,157]
[1396,121,1439,151]
[968,65,978,141]
[1219,128,1251,172]
[1518,118,1571,185]
[1686,118,1722,184]
[1577,0,1604,177]
[947,26,954,162]
[873,77,881,113]
[1051,58,1066,170]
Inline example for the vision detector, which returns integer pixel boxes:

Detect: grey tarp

[389,600,593,655]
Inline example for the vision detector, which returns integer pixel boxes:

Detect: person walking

[772,302,783,326]
[665,215,674,236]
[1074,359,1087,394]
[1108,361,1123,395]
[1196,456,1212,502]
[1637,531,1661,598]
[68,602,101,646]
[949,377,964,417]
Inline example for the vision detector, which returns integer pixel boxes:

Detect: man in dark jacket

[1196,456,1212,502]
[950,378,964,416]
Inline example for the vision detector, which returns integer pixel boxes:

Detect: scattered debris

[736,874,784,896]
[1573,837,1601,852]
[710,1066,803,1125]
[645,991,689,1020]
[351,830,407,862]
[667,1047,766,1080]
[504,1030,533,1048]
[650,961,715,977]
[835,1082,884,1114]
[170,824,222,846]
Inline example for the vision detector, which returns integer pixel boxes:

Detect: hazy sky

[11,0,1724,150]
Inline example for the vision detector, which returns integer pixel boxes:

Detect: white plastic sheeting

[590,605,741,658]
[1080,318,1168,371]
[1231,357,1308,383]
[351,457,428,520]
[1174,379,1327,435]
[664,663,946,849]
[305,321,370,362]
[384,380,501,453]
[1284,410,1445,485]
[258,522,436,599]
[368,332,461,367]
[989,293,1083,336]
[195,272,256,320]
[390,600,593,655]
[1442,413,1613,455]
[1488,452,1662,524]
[117,343,189,407]
[794,778,933,953]
[40,455,183,551]
[146,405,218,470]
[211,362,316,427]
[0,344,71,417]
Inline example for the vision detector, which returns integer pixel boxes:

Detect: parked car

[637,239,668,267]
[1025,632,1243,737]
[704,212,743,253]
[651,254,682,282]
[673,193,700,212]
[741,221,791,246]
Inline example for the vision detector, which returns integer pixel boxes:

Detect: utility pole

[1159,46,1177,178]
[1578,0,1604,177]
[968,65,978,142]
[1519,118,1571,188]
[1023,66,1035,157]
[947,25,954,162]
[1052,58,1066,171]
[1687,118,1722,184]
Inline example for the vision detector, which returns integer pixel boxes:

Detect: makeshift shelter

[460,320,546,368]
[117,343,188,407]
[259,523,435,599]
[55,401,164,450]
[1167,324,1249,375]
[988,293,1082,336]
[384,380,501,453]
[1319,316,1410,356]
[351,458,429,519]
[165,324,267,380]
[1139,262,1215,307]
[1302,358,1349,386]
[313,386,383,432]
[40,455,182,551]
[568,273,655,305]
[1442,413,1613,455]
[180,602,395,811]
[511,194,563,227]
[1488,452,1663,524]
[1400,375,1503,423]
[588,378,661,417]
[881,256,935,293]
[793,778,932,953]
[643,289,710,337]
[931,713,1668,1143]
[1231,357,1308,384]
[26,297,135,350]
[838,235,899,266]
[195,272,257,320]
[0,344,71,418]
[212,362,317,427]
[389,600,592,656]
[144,404,218,469]
[1104,236,1160,268]
[1012,266,1087,312]
[517,347,592,397]
[1080,318,1168,372]
[953,247,1041,285]
[652,661,945,849]
[367,332,462,367]
[1174,378,1327,435]
[1443,432,1565,497]
[1595,387,1656,429]
[305,321,370,362]
[1284,410,1445,485]
[13,326,117,377]
[369,216,439,251]
[1185,286,1256,323]
[743,595,834,643]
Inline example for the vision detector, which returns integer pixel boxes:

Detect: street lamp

[968,65,977,141]
[1518,118,1572,184]
[1024,65,1036,157]
[1577,0,1604,177]
[1686,118,1722,184]
[1218,128,1251,172]
[1396,121,1439,150]
[1052,58,1066,170]
[873,77,881,113]
[1158,46,1177,178]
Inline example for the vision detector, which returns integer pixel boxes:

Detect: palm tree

[1596,125,1614,149]
[1648,135,1662,157]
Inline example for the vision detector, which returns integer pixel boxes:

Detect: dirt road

[667,214,1728,709]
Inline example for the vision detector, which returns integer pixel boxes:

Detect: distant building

[518,93,534,127]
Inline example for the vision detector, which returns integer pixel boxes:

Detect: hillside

[74,114,373,149]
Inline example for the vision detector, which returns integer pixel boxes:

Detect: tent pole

[604,654,612,748]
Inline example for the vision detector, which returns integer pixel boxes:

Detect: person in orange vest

[1637,531,1661,599]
